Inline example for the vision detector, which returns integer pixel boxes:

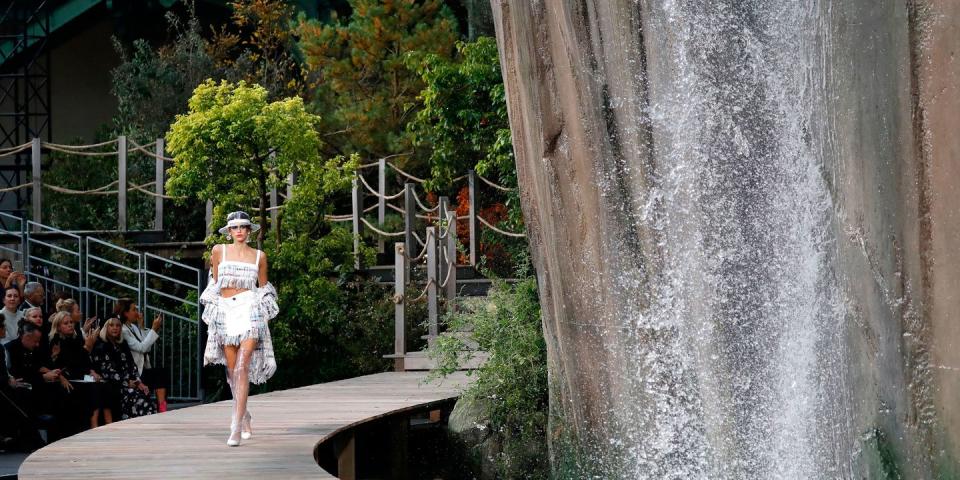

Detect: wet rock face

[491,0,959,478]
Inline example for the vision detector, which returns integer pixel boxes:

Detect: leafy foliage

[409,37,514,190]
[210,0,311,100]
[165,79,322,243]
[429,274,548,478]
[298,0,458,163]
[111,9,216,141]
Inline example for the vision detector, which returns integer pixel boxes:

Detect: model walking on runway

[200,211,279,446]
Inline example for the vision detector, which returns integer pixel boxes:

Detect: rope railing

[0,142,32,158]
[43,143,118,157]
[477,215,526,238]
[0,182,32,193]
[43,139,119,149]
[127,139,175,162]
[360,218,405,237]
[476,172,514,192]
[44,180,120,195]
[386,161,426,184]
[356,173,405,200]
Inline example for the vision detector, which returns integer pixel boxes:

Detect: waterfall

[619,1,852,477]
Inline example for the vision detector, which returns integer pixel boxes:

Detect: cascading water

[491,0,957,477]
[622,1,853,477]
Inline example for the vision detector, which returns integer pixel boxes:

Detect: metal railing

[0,212,203,401]
[142,253,202,401]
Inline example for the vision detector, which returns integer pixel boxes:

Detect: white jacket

[122,323,159,374]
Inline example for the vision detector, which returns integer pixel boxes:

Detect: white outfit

[2,307,21,343]
[122,323,159,375]
[199,246,278,385]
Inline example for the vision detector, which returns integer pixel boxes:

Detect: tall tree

[165,80,321,244]
[297,0,458,166]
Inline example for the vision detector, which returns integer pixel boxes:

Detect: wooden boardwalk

[18,371,469,479]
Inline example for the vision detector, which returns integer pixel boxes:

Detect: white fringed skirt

[200,280,279,384]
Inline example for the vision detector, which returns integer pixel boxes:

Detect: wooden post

[438,196,449,298]
[446,210,458,312]
[205,200,213,236]
[403,183,414,258]
[118,135,127,231]
[468,170,477,266]
[389,416,409,480]
[426,227,438,340]
[394,242,406,371]
[335,433,356,480]
[377,158,386,253]
[403,183,414,284]
[351,177,363,270]
[31,138,41,229]
[286,172,295,199]
[154,138,164,231]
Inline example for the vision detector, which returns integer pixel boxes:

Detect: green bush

[429,273,548,479]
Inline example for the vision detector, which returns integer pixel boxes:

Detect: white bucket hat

[218,211,261,235]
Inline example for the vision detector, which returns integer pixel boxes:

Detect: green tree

[298,0,458,165]
[210,0,311,101]
[165,79,321,244]
[409,36,514,190]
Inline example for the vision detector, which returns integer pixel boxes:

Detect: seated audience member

[55,298,98,350]
[91,317,157,421]
[0,259,26,295]
[115,298,168,412]
[19,282,45,320]
[0,322,44,451]
[49,311,106,431]
[18,307,46,350]
[2,286,21,343]
[5,322,70,441]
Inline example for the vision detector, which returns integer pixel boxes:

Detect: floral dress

[91,340,157,420]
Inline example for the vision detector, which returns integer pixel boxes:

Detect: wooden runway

[18,371,469,479]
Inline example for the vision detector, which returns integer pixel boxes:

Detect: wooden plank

[118,136,127,232]
[18,371,469,479]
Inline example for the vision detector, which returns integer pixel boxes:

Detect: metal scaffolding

[0,0,51,212]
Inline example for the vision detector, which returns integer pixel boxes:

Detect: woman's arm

[121,324,159,353]
[211,244,222,283]
[258,250,268,288]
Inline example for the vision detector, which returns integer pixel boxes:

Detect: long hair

[113,297,136,323]
[99,317,123,343]
[48,310,72,341]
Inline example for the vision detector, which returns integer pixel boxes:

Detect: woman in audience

[115,298,168,412]
[0,259,25,295]
[91,317,156,420]
[48,311,105,431]
[2,286,21,343]
[55,298,97,350]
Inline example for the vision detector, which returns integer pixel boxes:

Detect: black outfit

[91,340,156,420]
[49,335,107,432]
[0,341,44,451]
[5,338,71,441]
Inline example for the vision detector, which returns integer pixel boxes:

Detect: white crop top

[216,246,260,291]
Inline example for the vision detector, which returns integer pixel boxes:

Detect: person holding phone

[114,298,168,412]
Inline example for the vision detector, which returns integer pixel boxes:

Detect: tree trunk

[490,0,960,477]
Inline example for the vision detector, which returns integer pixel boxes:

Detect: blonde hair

[55,298,77,313]
[99,317,123,343]
[23,306,41,320]
[48,310,73,340]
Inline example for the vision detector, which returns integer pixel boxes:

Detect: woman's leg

[230,338,257,445]
[103,408,113,424]
[156,388,167,412]
[89,409,100,429]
